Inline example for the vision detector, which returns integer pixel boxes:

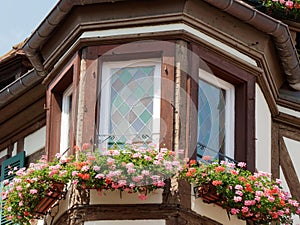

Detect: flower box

[194,183,221,205]
[89,188,163,204]
[182,159,300,224]
[4,144,184,224]
[33,181,66,216]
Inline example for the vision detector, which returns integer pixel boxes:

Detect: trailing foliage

[181,156,300,224]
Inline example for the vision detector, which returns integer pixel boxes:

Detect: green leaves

[180,159,300,224]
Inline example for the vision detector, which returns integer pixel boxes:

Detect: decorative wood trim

[17,138,24,153]
[178,180,191,209]
[178,208,222,225]
[70,52,81,155]
[53,204,223,225]
[63,204,178,224]
[187,45,199,160]
[274,112,300,131]
[47,92,62,160]
[278,122,300,142]
[279,137,300,202]
[80,48,98,147]
[161,46,175,150]
[174,40,188,153]
[271,122,280,179]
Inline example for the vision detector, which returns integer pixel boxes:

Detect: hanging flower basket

[33,181,66,216]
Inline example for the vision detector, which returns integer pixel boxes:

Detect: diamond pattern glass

[108,66,155,144]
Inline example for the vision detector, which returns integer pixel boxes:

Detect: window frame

[190,43,256,171]
[59,85,73,154]
[46,54,80,160]
[89,42,175,150]
[198,68,235,160]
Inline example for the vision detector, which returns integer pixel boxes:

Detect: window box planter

[194,183,222,206]
[182,159,300,225]
[33,181,67,216]
[89,188,164,204]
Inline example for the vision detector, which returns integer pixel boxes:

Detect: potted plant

[180,156,300,224]
[2,143,184,224]
[70,143,184,199]
[1,154,71,224]
[258,0,300,22]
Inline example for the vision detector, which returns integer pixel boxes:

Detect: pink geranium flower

[29,189,38,194]
[231,208,240,215]
[285,0,293,9]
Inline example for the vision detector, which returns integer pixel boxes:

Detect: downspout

[203,0,300,90]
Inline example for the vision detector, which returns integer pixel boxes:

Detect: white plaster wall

[90,189,163,205]
[0,148,8,158]
[255,84,271,172]
[283,137,300,178]
[280,138,300,224]
[280,167,300,224]
[191,196,246,225]
[85,220,165,225]
[24,126,46,155]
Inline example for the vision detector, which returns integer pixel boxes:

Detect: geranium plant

[180,156,300,224]
[2,154,72,224]
[259,0,300,21]
[71,143,183,196]
[2,143,183,225]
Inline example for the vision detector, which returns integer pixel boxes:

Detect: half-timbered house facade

[0,0,300,224]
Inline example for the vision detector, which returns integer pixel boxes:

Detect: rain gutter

[203,0,300,90]
[23,0,300,90]
[23,0,126,78]
[0,69,40,107]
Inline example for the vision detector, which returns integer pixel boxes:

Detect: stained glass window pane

[99,63,160,148]
[197,79,226,160]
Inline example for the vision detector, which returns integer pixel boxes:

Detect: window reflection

[197,79,226,161]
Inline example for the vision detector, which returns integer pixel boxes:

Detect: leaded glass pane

[197,79,226,160]
[102,66,156,146]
